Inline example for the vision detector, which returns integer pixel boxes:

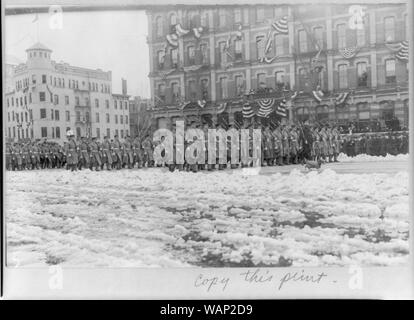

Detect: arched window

[385,59,396,84]
[169,13,177,26]
[313,27,323,49]
[156,16,163,37]
[275,71,285,90]
[356,62,368,87]
[336,104,350,122]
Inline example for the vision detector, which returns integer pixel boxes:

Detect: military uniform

[101,139,113,170]
[142,136,154,167]
[65,138,79,171]
[122,138,134,169]
[111,138,123,170]
[89,139,102,170]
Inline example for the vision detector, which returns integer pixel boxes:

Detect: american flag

[276,99,287,117]
[396,40,409,62]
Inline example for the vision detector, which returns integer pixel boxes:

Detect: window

[357,62,368,87]
[201,79,209,100]
[105,100,109,108]
[220,78,228,99]
[188,80,196,99]
[188,46,195,65]
[40,108,46,119]
[274,7,283,18]
[257,73,266,89]
[169,13,177,26]
[76,127,81,138]
[8,112,10,122]
[42,74,47,84]
[275,71,285,89]
[121,130,124,138]
[56,127,61,138]
[201,12,208,28]
[200,44,208,64]
[106,113,110,123]
[234,39,242,60]
[338,64,348,89]
[156,16,163,37]
[41,127,47,138]
[172,82,180,101]
[120,115,124,124]
[256,36,265,58]
[126,130,129,137]
[114,100,118,109]
[356,27,365,47]
[219,41,227,65]
[256,7,265,22]
[234,8,242,23]
[337,24,346,48]
[96,128,100,139]
[235,75,244,96]
[95,99,99,108]
[298,30,307,52]
[115,129,119,137]
[13,127,16,138]
[124,102,128,110]
[54,94,59,105]
[106,128,110,138]
[115,115,118,124]
[66,111,70,121]
[65,96,69,105]
[385,59,396,84]
[120,101,123,110]
[158,84,166,102]
[76,111,81,122]
[55,110,60,121]
[157,50,165,69]
[32,74,36,84]
[171,48,178,68]
[219,9,226,27]
[384,16,395,42]
[85,112,90,123]
[39,92,46,102]
[274,34,285,56]
[126,116,128,124]
[314,27,323,49]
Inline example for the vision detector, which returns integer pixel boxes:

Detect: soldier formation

[5,123,408,172]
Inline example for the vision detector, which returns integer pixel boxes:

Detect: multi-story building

[147,4,409,130]
[4,42,131,142]
[129,96,151,138]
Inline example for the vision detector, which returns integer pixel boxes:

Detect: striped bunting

[271,16,288,34]
[217,102,228,114]
[335,92,349,105]
[242,103,255,118]
[396,40,409,61]
[290,91,298,100]
[193,27,203,39]
[175,24,190,37]
[166,34,178,47]
[312,89,324,102]
[256,98,275,118]
[276,99,287,117]
[197,100,207,108]
[265,29,273,55]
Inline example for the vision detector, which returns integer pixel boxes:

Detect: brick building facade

[147,4,409,130]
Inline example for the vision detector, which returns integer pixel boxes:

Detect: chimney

[122,78,127,95]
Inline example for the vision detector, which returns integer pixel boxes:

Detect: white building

[4,42,130,142]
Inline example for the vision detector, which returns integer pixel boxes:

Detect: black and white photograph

[2,0,413,300]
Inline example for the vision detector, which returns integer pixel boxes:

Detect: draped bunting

[216,102,227,114]
[242,103,255,118]
[193,27,203,39]
[258,56,276,64]
[197,100,207,108]
[334,92,349,105]
[339,46,358,59]
[175,23,190,37]
[256,98,275,118]
[271,16,288,34]
[312,88,324,102]
[396,40,409,62]
[166,34,178,47]
[276,99,288,117]
[290,91,298,100]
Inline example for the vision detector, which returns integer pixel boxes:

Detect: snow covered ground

[5,157,409,268]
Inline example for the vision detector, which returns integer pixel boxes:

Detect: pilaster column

[326,11,334,91]
[369,11,377,88]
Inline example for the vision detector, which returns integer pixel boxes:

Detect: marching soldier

[123,136,134,169]
[132,136,142,168]
[89,137,102,171]
[111,135,123,170]
[142,134,154,167]
[289,126,299,164]
[65,130,79,171]
[6,142,12,170]
[79,137,90,170]
[281,125,290,165]
[272,125,283,166]
[101,136,113,170]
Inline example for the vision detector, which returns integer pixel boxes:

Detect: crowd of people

[5,122,409,172]
[342,132,409,157]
